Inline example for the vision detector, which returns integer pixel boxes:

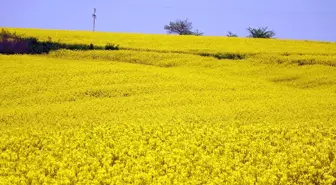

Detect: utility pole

[92,8,97,32]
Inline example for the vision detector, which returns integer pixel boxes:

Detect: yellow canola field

[7,28,336,55]
[0,28,336,185]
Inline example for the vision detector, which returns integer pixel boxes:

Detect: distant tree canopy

[247,27,275,38]
[227,31,238,37]
[164,19,203,36]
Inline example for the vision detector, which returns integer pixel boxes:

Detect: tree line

[164,19,276,38]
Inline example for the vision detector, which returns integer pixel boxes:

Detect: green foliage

[0,29,100,54]
[89,43,94,50]
[227,31,238,37]
[105,43,119,50]
[62,43,91,50]
[0,29,30,54]
[199,52,246,60]
[164,19,203,36]
[0,30,57,54]
[247,27,276,38]
[192,29,204,36]
[214,53,246,60]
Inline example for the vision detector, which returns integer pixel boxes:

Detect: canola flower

[0,28,335,184]
[6,28,336,55]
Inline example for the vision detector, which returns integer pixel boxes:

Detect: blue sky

[1,0,335,41]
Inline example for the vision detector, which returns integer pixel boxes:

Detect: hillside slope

[0,28,335,185]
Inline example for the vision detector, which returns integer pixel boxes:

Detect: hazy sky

[1,0,335,41]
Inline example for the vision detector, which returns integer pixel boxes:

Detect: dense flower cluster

[0,29,335,184]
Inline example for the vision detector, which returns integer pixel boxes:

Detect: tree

[247,27,275,38]
[227,31,238,37]
[164,19,203,36]
[193,29,204,36]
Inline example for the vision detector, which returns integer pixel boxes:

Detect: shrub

[227,31,238,37]
[0,29,118,54]
[89,43,94,50]
[200,52,246,60]
[214,53,246,60]
[0,29,58,54]
[247,27,275,38]
[0,29,31,54]
[105,43,119,50]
